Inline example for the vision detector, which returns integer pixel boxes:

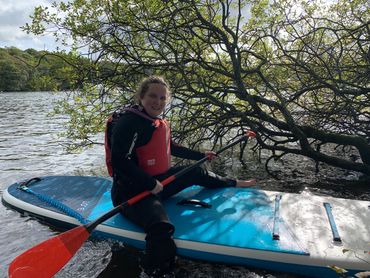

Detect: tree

[0,57,28,91]
[0,47,77,91]
[24,0,370,176]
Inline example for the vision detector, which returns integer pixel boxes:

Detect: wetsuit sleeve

[110,116,157,191]
[170,140,205,160]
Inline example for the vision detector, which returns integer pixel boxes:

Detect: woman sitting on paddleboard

[109,75,256,277]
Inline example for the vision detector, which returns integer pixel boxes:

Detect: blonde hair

[135,75,171,104]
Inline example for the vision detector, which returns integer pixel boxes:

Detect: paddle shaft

[85,132,253,232]
[8,131,255,278]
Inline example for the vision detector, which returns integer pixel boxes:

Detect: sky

[0,1,252,53]
[0,0,61,51]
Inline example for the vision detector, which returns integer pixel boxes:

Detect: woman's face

[140,83,168,118]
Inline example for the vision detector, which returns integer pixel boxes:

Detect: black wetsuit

[110,106,236,274]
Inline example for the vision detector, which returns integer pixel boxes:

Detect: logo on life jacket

[104,108,171,177]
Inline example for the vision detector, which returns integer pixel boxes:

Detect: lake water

[0,91,109,277]
[0,91,367,278]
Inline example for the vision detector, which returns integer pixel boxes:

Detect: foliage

[23,0,370,176]
[0,47,76,92]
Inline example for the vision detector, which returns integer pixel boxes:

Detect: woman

[110,75,256,277]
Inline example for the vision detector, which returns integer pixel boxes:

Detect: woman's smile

[140,83,168,118]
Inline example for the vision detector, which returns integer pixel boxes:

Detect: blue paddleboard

[3,176,370,278]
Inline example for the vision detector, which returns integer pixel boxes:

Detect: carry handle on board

[8,130,256,278]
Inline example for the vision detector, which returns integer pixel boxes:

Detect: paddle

[8,130,256,278]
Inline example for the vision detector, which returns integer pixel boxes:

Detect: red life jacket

[136,117,171,176]
[104,108,171,177]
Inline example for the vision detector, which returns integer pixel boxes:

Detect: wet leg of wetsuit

[121,194,177,276]
[158,165,236,200]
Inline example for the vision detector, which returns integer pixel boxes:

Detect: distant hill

[0,47,75,92]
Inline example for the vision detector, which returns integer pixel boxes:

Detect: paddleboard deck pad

[2,176,370,277]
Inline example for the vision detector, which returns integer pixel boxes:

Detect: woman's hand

[205,150,217,161]
[151,180,163,194]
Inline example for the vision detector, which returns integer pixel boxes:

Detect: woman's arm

[170,140,206,161]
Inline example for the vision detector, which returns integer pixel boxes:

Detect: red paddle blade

[9,225,90,278]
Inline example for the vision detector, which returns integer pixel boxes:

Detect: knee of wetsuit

[190,165,207,177]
